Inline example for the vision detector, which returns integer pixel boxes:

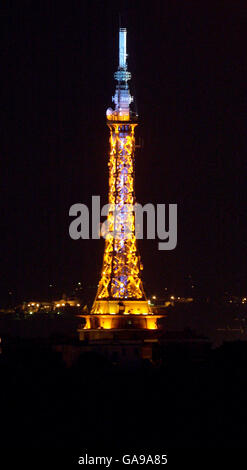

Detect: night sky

[1,0,247,303]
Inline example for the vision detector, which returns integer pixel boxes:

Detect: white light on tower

[119,28,127,68]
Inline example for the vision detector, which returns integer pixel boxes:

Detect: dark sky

[1,0,247,303]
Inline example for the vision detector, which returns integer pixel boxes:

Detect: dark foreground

[1,339,247,467]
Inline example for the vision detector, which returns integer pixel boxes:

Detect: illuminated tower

[84,28,159,330]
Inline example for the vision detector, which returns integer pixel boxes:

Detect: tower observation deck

[81,28,160,330]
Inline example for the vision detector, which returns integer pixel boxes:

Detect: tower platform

[78,312,161,331]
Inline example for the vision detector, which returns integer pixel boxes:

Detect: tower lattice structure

[89,28,156,326]
[93,122,145,301]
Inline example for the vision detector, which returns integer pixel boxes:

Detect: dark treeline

[1,340,247,451]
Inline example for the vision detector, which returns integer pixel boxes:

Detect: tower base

[77,302,161,363]
[91,299,152,315]
[78,314,160,335]
[78,312,161,332]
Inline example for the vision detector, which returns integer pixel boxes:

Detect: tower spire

[106,28,133,121]
[119,27,127,68]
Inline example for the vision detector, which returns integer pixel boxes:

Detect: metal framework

[93,122,145,301]
[91,28,152,318]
